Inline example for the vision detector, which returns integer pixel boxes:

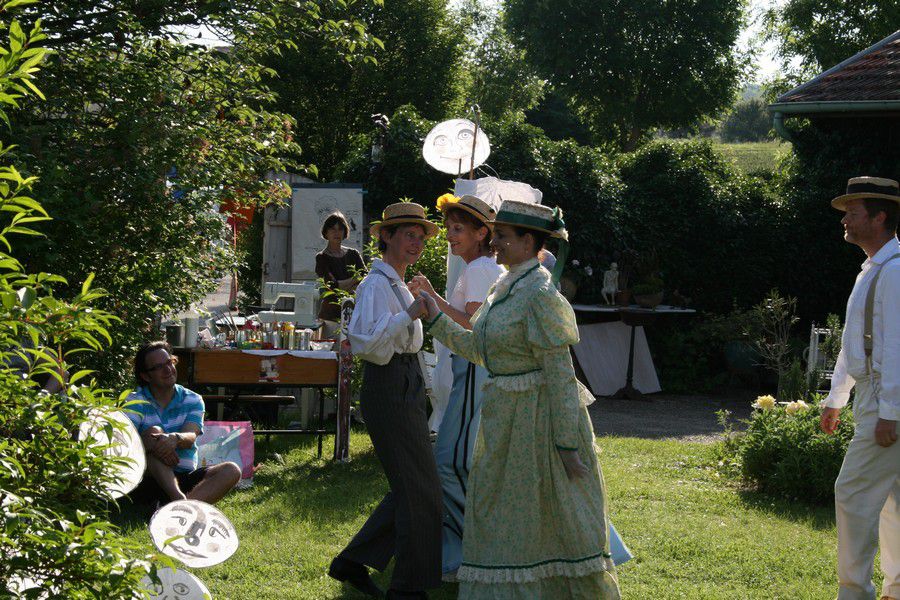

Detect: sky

[175,0,784,82]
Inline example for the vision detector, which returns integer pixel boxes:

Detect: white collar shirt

[347,259,423,366]
[825,237,900,421]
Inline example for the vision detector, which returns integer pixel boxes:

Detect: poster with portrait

[290,184,364,281]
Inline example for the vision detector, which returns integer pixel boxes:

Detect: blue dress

[432,256,503,575]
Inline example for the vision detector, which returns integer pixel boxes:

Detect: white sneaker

[441,570,458,583]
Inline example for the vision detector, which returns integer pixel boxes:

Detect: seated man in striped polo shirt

[127,341,241,507]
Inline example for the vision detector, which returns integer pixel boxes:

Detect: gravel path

[588,390,756,443]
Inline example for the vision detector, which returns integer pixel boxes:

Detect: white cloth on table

[430,256,505,432]
[240,349,336,359]
[573,322,661,396]
[347,259,422,366]
[825,237,900,421]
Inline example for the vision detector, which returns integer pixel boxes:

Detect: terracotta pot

[559,276,578,301]
[614,290,632,306]
[633,291,663,309]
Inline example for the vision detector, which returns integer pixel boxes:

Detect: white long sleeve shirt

[825,237,900,421]
[347,259,423,365]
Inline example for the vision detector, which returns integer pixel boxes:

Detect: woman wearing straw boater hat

[408,194,505,579]
[820,176,900,600]
[328,202,443,599]
[413,200,622,598]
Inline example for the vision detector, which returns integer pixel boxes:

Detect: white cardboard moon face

[150,500,238,568]
[141,567,212,600]
[423,119,490,175]
[78,409,146,498]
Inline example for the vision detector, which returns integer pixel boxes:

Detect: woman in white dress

[410,194,504,579]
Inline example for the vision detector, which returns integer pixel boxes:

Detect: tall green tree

[264,0,467,180]
[720,98,772,142]
[16,1,379,387]
[455,0,545,120]
[764,0,899,81]
[504,0,747,150]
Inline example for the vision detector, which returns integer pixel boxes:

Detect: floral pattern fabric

[428,258,621,599]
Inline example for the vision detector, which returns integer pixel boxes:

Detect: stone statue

[602,263,619,305]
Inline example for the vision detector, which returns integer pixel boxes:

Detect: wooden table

[174,346,352,461]
[571,304,697,400]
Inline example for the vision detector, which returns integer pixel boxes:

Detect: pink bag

[196,421,255,485]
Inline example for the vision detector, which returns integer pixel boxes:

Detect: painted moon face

[140,567,212,600]
[422,118,491,175]
[78,409,146,498]
[149,500,238,568]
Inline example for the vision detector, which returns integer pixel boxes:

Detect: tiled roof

[776,30,900,104]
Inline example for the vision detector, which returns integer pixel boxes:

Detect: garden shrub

[0,8,159,594]
[616,139,785,314]
[727,400,854,504]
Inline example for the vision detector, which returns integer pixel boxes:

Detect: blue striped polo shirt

[126,384,205,473]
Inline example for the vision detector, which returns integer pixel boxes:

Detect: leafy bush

[723,400,853,504]
[616,139,785,314]
[0,7,157,594]
[647,305,758,393]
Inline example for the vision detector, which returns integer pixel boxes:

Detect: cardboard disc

[149,500,238,568]
[422,118,490,175]
[141,567,212,600]
[78,409,146,498]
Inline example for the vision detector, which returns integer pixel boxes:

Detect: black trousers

[339,354,443,591]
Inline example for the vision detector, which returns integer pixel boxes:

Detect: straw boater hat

[436,193,496,227]
[370,202,439,239]
[831,176,900,211]
[492,200,568,241]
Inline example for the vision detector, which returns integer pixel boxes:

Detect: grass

[117,431,881,599]
[713,140,791,174]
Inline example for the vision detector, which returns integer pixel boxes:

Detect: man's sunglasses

[144,356,179,373]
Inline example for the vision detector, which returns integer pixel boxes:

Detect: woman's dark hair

[134,340,172,385]
[321,212,350,240]
[511,225,550,255]
[444,206,492,252]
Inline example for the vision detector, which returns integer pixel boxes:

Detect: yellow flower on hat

[753,395,776,410]
[436,193,460,212]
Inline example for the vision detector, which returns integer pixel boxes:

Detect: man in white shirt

[821,176,900,600]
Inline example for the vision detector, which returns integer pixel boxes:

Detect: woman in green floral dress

[417,200,621,599]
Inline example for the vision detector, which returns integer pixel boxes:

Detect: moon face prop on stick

[141,567,212,600]
[422,119,490,175]
[78,409,146,498]
[150,500,238,568]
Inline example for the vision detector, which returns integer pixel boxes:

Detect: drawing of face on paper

[422,119,491,175]
[141,567,212,600]
[78,409,146,498]
[258,357,279,382]
[149,500,239,568]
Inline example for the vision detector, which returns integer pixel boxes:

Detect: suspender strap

[370,269,415,337]
[863,252,900,358]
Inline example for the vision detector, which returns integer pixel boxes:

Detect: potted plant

[560,259,595,301]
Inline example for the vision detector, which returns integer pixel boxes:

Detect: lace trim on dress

[457,553,616,583]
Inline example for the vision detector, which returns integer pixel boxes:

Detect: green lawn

[714,140,791,174]
[118,432,880,599]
